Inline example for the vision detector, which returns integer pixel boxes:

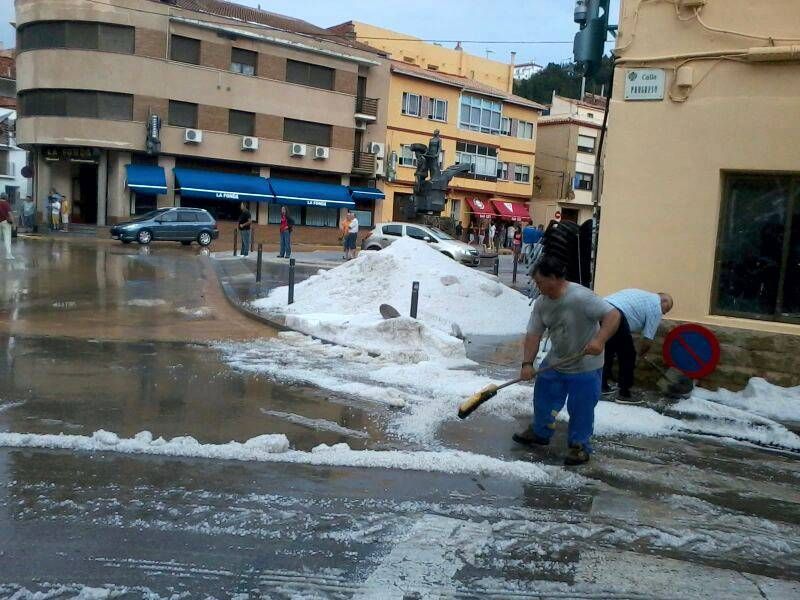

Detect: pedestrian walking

[522,221,542,264]
[0,193,14,259]
[514,256,620,466]
[340,212,352,259]
[60,196,70,232]
[22,196,35,232]
[506,223,515,249]
[512,225,522,259]
[277,206,293,258]
[602,289,674,403]
[488,222,496,252]
[237,202,252,257]
[455,221,463,240]
[345,210,359,260]
[49,191,61,231]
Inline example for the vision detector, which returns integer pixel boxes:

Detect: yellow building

[330,22,544,229]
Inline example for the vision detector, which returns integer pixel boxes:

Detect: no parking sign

[663,324,721,379]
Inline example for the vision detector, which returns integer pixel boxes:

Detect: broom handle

[496,353,585,391]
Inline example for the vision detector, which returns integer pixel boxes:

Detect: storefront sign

[43,146,99,163]
[215,192,240,200]
[308,200,329,207]
[624,69,666,101]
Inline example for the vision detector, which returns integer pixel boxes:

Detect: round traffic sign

[554,211,562,221]
[663,324,720,379]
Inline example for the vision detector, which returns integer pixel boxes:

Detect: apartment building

[14,0,389,242]
[330,22,543,229]
[597,0,800,386]
[531,93,606,225]
[0,51,30,204]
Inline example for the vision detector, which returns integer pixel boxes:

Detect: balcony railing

[352,151,376,175]
[355,96,379,118]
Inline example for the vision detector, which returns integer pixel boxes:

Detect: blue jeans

[240,229,251,256]
[279,230,291,257]
[532,366,602,452]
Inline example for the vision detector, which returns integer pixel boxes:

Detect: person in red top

[0,193,14,259]
[277,206,294,258]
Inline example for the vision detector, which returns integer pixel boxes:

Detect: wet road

[0,239,799,598]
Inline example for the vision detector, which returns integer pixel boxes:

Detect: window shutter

[506,162,516,180]
[510,119,519,136]
[421,96,431,118]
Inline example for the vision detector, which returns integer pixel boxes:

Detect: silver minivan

[362,222,480,266]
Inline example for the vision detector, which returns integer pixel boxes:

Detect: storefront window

[352,209,373,228]
[714,173,800,322]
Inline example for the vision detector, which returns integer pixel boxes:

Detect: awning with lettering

[466,198,496,218]
[349,186,385,201]
[125,164,167,195]
[490,198,531,221]
[268,178,354,208]
[173,168,273,202]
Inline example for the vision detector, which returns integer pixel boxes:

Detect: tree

[514,56,614,106]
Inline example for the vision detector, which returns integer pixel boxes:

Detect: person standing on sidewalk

[50,193,61,231]
[60,196,70,233]
[237,202,252,257]
[0,193,14,259]
[602,289,674,404]
[488,221,496,252]
[345,210,359,260]
[513,256,620,466]
[339,211,352,259]
[277,206,293,258]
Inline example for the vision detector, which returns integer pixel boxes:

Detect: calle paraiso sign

[624,69,666,101]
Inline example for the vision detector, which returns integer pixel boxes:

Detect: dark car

[110,207,219,246]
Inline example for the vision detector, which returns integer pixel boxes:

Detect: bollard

[288,258,296,305]
[493,256,500,276]
[233,228,238,257]
[512,250,519,284]
[250,226,256,253]
[256,243,263,283]
[410,281,419,318]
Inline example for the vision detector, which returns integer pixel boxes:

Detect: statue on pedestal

[405,131,472,215]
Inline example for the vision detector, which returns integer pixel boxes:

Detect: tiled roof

[390,60,545,111]
[146,0,379,53]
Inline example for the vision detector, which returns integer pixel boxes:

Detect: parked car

[362,222,480,266]
[110,207,219,246]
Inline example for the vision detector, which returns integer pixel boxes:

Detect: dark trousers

[603,312,636,394]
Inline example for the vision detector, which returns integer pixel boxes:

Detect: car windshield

[132,209,168,222]
[429,227,454,241]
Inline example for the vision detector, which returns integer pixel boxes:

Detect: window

[133,193,157,216]
[398,145,417,167]
[18,90,132,120]
[285,59,334,90]
[283,119,331,147]
[406,225,428,240]
[18,21,134,53]
[178,210,198,222]
[0,151,9,176]
[501,117,511,136]
[455,141,498,180]
[229,110,255,136]
[577,134,596,154]
[231,48,257,76]
[714,173,800,322]
[459,94,502,134]
[517,120,534,140]
[168,101,198,128]
[401,92,421,117]
[383,224,402,237]
[587,112,595,119]
[428,98,448,122]
[574,172,593,191]
[170,35,200,65]
[160,209,178,222]
[352,209,373,228]
[514,164,530,183]
[267,204,338,228]
[497,162,508,180]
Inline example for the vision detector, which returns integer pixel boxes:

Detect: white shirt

[489,225,496,238]
[605,288,663,340]
[348,217,359,233]
[51,200,61,214]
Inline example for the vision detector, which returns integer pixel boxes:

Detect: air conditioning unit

[367,141,385,158]
[355,120,367,131]
[290,143,307,157]
[375,157,385,178]
[241,136,259,151]
[184,128,203,144]
[314,146,330,160]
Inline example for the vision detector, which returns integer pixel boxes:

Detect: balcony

[355,96,379,120]
[352,151,376,175]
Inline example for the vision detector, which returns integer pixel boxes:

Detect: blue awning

[174,168,273,202]
[349,186,385,201]
[269,178,354,208]
[125,164,167,195]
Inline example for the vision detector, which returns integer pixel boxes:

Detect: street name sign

[624,69,666,101]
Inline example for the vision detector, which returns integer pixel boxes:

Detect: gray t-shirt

[527,282,615,373]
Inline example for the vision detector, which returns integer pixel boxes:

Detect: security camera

[574,0,589,24]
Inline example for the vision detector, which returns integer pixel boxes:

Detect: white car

[362,222,480,266]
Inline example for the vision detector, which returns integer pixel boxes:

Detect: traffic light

[573,0,611,78]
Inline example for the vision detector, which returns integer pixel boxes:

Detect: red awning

[491,199,531,221]
[466,198,496,218]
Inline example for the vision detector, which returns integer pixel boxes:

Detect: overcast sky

[0,1,619,65]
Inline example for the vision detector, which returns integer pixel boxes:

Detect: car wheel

[197,231,212,247]
[181,241,192,246]
[137,229,152,245]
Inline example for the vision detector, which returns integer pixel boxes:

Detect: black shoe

[615,393,644,405]
[564,444,591,466]
[512,426,550,447]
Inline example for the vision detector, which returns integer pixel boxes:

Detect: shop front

[39,146,102,224]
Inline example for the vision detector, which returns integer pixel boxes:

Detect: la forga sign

[624,69,666,101]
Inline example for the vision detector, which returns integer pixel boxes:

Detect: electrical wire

[692,6,800,43]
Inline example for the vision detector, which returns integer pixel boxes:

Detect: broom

[457,354,583,419]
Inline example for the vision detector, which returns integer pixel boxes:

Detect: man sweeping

[513,256,620,466]
[602,289,674,404]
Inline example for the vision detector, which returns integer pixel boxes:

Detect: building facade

[332,22,543,231]
[598,0,800,386]
[531,94,605,226]
[15,0,390,243]
[0,51,31,205]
